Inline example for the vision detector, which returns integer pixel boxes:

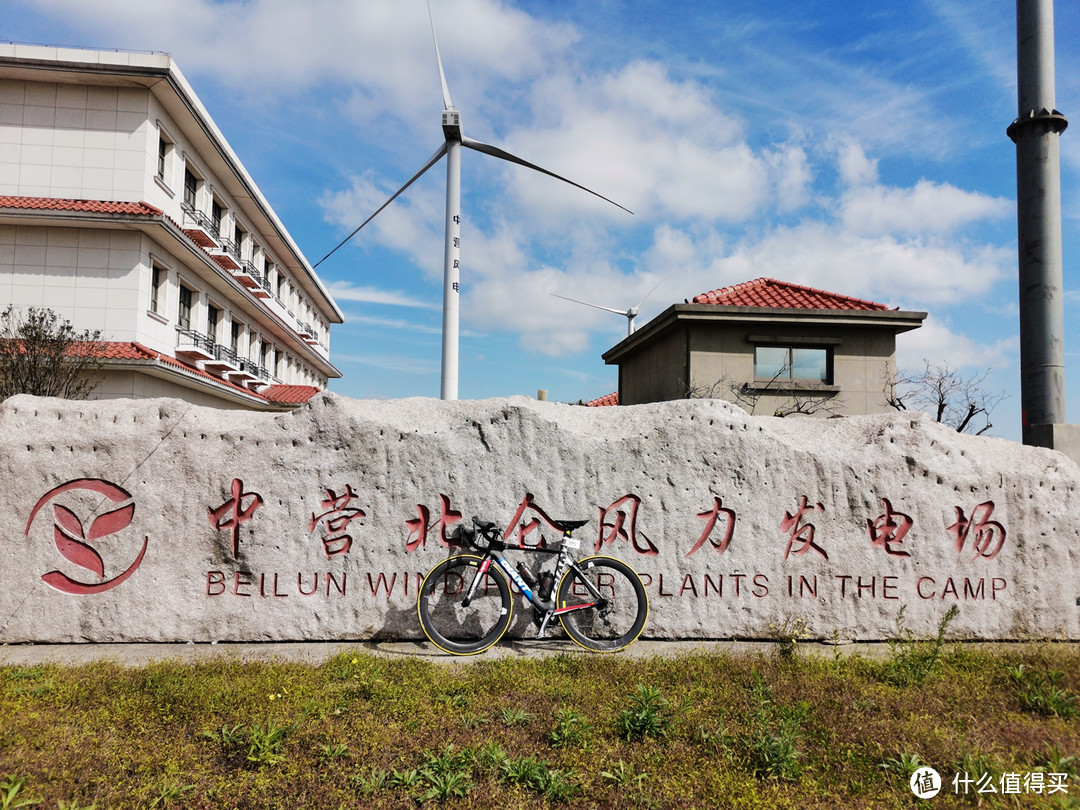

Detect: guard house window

[183,169,198,209]
[177,284,193,330]
[754,345,830,383]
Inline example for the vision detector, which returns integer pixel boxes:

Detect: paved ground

[0,639,897,667]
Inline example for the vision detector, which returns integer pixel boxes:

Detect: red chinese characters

[596,494,658,556]
[780,496,827,560]
[405,494,463,553]
[948,501,1006,561]
[308,485,366,558]
[685,496,736,557]
[866,498,914,557]
[208,478,264,558]
[503,492,562,547]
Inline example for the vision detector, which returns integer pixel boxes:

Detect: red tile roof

[0,196,162,217]
[689,278,890,311]
[586,392,619,407]
[261,384,321,404]
[73,341,317,406]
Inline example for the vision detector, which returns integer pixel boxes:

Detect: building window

[754,346,830,383]
[150,265,166,313]
[207,305,220,342]
[211,199,224,237]
[177,284,193,329]
[183,168,198,209]
[157,135,169,181]
[275,348,285,379]
[230,321,240,355]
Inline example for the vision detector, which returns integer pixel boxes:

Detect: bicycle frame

[461,536,605,639]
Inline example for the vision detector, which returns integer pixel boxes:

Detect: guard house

[0,45,343,408]
[602,278,926,416]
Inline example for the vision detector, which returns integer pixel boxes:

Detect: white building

[0,44,343,409]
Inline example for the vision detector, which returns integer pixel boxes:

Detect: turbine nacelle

[441,109,462,140]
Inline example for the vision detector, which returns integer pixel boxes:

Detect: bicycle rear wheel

[556,555,648,652]
[417,554,512,655]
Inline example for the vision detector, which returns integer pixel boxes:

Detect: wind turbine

[551,269,675,337]
[315,3,631,400]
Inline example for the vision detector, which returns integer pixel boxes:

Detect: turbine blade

[428,0,454,110]
[551,293,629,317]
[462,136,633,215]
[633,266,677,310]
[313,143,448,269]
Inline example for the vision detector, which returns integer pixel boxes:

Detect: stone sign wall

[1,392,1078,643]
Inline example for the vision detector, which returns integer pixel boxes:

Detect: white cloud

[715,222,1010,307]
[896,315,1016,371]
[325,281,437,310]
[841,179,1012,236]
[836,141,879,186]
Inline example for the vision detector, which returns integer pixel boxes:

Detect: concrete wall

[620,325,686,404]
[0,78,150,201]
[1,392,1077,645]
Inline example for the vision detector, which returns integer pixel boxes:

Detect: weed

[743,674,808,781]
[0,775,38,810]
[147,780,194,808]
[882,604,958,686]
[318,742,350,763]
[57,802,97,810]
[536,767,581,802]
[601,759,648,788]
[549,706,592,748]
[614,683,686,741]
[422,744,472,777]
[769,616,810,659]
[1009,666,1078,719]
[461,710,489,729]
[421,769,472,801]
[474,741,508,771]
[352,768,390,796]
[499,756,580,801]
[500,706,532,727]
[389,769,422,789]
[1041,746,1078,779]
[879,752,923,780]
[246,722,294,768]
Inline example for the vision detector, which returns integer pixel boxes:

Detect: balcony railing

[175,328,215,360]
[180,204,218,248]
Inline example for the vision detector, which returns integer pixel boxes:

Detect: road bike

[417,516,649,655]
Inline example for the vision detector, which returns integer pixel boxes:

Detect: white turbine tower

[551,270,675,337]
[316,3,631,400]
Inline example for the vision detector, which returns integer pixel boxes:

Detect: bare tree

[883,360,1005,435]
[0,306,104,402]
[686,367,844,418]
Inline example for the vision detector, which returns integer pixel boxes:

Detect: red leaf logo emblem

[53,505,104,578]
[88,503,135,542]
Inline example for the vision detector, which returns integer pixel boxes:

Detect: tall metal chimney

[1008,0,1068,443]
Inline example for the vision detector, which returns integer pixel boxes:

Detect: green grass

[0,643,1077,808]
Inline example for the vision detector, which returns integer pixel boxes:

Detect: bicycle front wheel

[556,555,648,652]
[417,554,512,655]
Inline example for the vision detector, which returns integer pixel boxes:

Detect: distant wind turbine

[552,269,675,336]
[315,2,631,400]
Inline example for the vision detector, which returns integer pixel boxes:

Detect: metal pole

[1009,0,1068,441]
[440,137,462,401]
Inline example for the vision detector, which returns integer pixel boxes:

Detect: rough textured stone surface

[1,392,1077,643]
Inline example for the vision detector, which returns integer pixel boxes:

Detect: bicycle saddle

[553,519,589,533]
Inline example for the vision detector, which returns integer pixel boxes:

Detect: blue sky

[6,0,1079,440]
